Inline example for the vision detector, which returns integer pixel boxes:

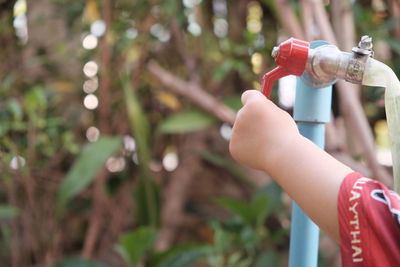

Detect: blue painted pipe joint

[289,40,334,267]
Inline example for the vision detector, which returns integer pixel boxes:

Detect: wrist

[262,133,304,174]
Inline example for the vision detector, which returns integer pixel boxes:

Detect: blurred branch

[330,0,355,50]
[155,136,201,251]
[388,0,400,39]
[147,61,236,125]
[148,56,235,251]
[228,0,249,41]
[274,0,305,38]
[82,170,109,258]
[170,19,200,84]
[310,0,336,44]
[300,0,314,40]
[98,0,112,134]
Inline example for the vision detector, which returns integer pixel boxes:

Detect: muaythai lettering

[348,178,369,263]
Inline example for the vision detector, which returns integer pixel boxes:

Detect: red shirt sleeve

[338,172,400,267]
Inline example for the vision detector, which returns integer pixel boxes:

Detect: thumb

[241,90,266,105]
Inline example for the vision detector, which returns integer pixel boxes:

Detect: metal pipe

[304,35,373,88]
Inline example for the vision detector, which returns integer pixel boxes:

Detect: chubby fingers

[241,90,265,105]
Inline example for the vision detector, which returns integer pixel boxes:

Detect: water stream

[362,58,400,192]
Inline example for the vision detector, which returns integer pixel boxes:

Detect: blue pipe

[288,40,333,267]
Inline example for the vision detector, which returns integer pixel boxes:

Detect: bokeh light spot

[86,126,100,142]
[125,28,138,40]
[10,155,26,170]
[162,152,179,172]
[132,153,139,164]
[251,52,262,74]
[123,135,136,152]
[213,18,228,38]
[83,61,99,77]
[90,20,106,37]
[183,0,202,8]
[106,157,126,172]
[150,24,171,42]
[188,23,202,36]
[219,123,232,141]
[82,34,98,50]
[83,94,99,110]
[83,77,98,94]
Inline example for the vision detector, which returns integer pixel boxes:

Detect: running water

[362,58,400,192]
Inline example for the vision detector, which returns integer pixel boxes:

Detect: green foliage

[0,205,18,219]
[157,110,217,134]
[117,227,157,267]
[123,78,161,227]
[253,251,280,267]
[57,137,122,210]
[386,38,400,56]
[197,150,253,187]
[223,96,243,111]
[213,59,249,81]
[215,195,270,228]
[5,1,395,266]
[204,190,283,267]
[123,79,151,166]
[115,183,284,267]
[52,258,108,267]
[151,244,211,267]
[134,177,161,227]
[255,181,282,213]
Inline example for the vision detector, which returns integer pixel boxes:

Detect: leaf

[149,244,210,267]
[249,195,270,227]
[123,77,160,227]
[82,0,100,23]
[253,251,280,267]
[215,195,270,227]
[0,205,18,219]
[25,86,47,112]
[255,181,282,213]
[117,227,157,267]
[7,98,22,120]
[214,198,252,224]
[134,177,161,227]
[387,38,400,55]
[157,110,217,134]
[57,137,122,210]
[52,258,108,267]
[197,151,253,187]
[158,246,209,267]
[213,60,235,81]
[223,96,243,111]
[156,91,181,110]
[123,79,151,167]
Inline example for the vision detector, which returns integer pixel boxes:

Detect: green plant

[116,182,285,267]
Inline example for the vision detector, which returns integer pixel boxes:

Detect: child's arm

[229,90,353,242]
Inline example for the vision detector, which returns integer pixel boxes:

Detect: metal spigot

[304,35,374,88]
[353,35,374,56]
[261,36,375,97]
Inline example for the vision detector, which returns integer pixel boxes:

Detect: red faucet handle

[261,38,310,98]
[261,66,290,98]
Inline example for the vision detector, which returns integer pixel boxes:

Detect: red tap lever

[261,38,310,98]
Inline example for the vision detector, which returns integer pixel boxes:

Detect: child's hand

[229,90,300,172]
